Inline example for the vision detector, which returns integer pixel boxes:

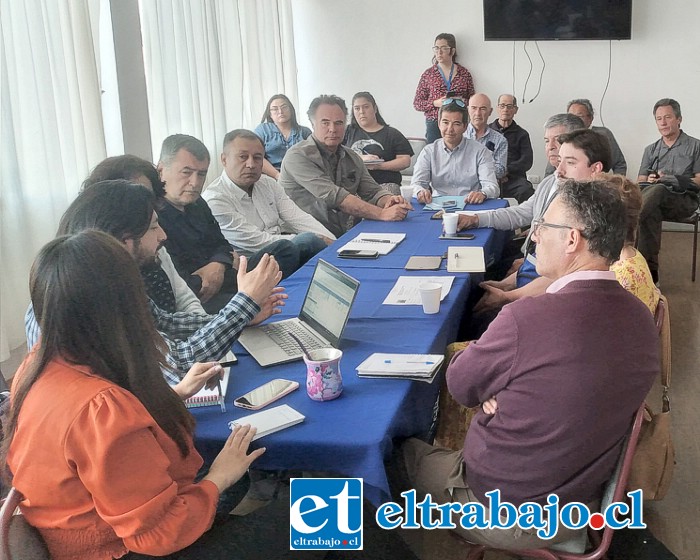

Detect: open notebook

[336,233,406,255]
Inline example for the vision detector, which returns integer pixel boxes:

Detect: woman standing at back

[413,33,475,144]
[255,94,311,180]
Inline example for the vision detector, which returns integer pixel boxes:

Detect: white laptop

[238,259,361,367]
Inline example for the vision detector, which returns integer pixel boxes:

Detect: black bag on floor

[607,527,679,560]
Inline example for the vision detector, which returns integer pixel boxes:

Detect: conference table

[193,198,508,505]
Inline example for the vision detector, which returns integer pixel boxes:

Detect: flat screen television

[483,0,632,41]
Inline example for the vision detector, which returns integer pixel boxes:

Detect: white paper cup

[419,282,442,314]
[400,185,414,205]
[443,213,459,235]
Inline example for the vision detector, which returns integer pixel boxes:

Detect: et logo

[289,478,363,550]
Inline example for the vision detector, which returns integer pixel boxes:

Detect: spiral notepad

[184,368,230,409]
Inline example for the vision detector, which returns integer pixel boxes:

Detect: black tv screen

[483,0,632,41]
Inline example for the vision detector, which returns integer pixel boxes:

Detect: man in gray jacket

[457,113,584,234]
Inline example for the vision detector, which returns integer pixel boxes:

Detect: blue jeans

[248,238,299,279]
[291,232,327,266]
[425,119,441,144]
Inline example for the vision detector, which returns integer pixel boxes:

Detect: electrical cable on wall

[528,42,545,103]
[512,41,517,96]
[522,42,533,104]
[599,40,612,127]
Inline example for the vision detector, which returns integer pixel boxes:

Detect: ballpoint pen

[384,360,435,364]
[217,379,226,413]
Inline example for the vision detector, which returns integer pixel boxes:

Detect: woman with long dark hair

[255,94,311,179]
[344,91,414,188]
[413,33,475,144]
[6,230,421,560]
[3,231,271,559]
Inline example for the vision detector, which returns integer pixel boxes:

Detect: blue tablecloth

[192,198,508,504]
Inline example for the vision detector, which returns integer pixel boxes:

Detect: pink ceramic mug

[304,348,343,401]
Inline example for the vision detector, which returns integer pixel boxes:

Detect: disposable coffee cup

[443,213,459,235]
[419,282,442,314]
[400,185,414,205]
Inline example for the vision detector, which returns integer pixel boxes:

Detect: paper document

[383,276,455,305]
[337,232,406,255]
[447,246,485,272]
[356,353,444,383]
[228,404,305,441]
[356,353,444,375]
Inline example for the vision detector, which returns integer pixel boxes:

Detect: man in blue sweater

[392,179,658,551]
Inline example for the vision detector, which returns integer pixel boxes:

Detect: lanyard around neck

[437,64,455,92]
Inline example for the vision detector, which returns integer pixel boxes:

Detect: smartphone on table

[439,232,476,240]
[338,249,379,259]
[234,379,299,410]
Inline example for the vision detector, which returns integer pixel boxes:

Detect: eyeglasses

[442,98,465,108]
[531,218,577,237]
[432,46,453,53]
[497,103,516,110]
[270,105,290,113]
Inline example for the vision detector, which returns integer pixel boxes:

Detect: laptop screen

[298,259,360,347]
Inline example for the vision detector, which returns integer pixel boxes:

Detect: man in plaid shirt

[25,181,284,385]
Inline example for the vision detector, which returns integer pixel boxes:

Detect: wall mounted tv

[483,0,632,41]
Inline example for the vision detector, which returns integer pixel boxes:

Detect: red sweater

[8,357,219,560]
[413,63,475,121]
[447,279,659,506]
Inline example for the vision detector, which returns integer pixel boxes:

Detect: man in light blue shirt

[465,93,508,180]
[411,99,499,204]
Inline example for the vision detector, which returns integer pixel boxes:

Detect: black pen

[362,238,392,243]
[219,359,238,368]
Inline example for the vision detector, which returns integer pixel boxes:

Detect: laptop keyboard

[260,321,326,356]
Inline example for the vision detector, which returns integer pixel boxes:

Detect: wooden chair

[463,403,647,560]
[0,488,50,560]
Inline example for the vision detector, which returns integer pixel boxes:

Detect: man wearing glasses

[410,98,499,204]
[393,179,658,553]
[489,94,535,203]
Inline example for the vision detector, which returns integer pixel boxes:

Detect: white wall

[291,0,700,179]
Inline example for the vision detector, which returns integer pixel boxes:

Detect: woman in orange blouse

[3,230,419,560]
[2,231,269,560]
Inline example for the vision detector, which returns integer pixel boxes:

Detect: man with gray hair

[157,134,298,312]
[567,98,626,175]
[457,113,585,233]
[279,94,410,237]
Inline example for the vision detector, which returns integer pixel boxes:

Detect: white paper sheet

[383,276,455,305]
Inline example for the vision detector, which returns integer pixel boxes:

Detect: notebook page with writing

[337,233,406,255]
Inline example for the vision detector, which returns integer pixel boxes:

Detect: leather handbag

[627,295,675,500]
